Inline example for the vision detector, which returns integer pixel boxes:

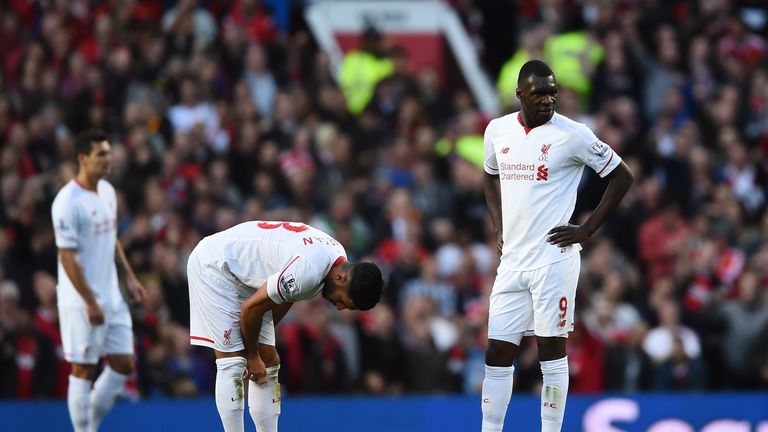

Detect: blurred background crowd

[1,0,768,401]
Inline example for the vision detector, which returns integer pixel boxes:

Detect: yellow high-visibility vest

[339,51,394,114]
[544,31,603,98]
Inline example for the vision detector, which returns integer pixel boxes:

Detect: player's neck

[519,110,549,129]
[75,172,99,192]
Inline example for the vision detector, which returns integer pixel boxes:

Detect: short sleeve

[571,126,622,178]
[52,198,80,249]
[483,120,499,175]
[266,256,324,304]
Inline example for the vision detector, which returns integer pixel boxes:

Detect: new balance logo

[536,165,548,181]
[502,147,510,154]
[543,402,558,409]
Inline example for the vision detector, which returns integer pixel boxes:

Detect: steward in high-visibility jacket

[339,27,394,114]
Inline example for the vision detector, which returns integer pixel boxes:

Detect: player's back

[194,221,346,295]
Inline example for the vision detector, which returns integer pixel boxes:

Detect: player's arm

[484,173,503,255]
[115,240,147,303]
[58,248,104,325]
[483,120,503,255]
[241,284,277,384]
[272,302,293,326]
[548,160,634,247]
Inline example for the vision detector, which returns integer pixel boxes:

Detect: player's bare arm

[115,239,147,303]
[272,302,293,326]
[240,283,278,384]
[484,172,503,255]
[548,160,634,247]
[58,248,104,325]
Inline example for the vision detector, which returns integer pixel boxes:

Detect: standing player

[481,60,634,432]
[52,129,147,432]
[187,220,383,432]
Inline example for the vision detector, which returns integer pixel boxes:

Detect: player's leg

[188,253,248,432]
[483,269,531,432]
[531,256,580,432]
[60,305,102,432]
[90,304,135,432]
[89,354,132,432]
[214,349,248,432]
[248,311,281,432]
[69,363,97,432]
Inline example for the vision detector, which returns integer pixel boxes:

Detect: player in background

[187,221,383,432]
[51,129,147,432]
[481,60,634,432]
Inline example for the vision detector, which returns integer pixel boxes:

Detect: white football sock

[248,365,281,432]
[88,366,128,432]
[68,375,92,432]
[216,357,247,432]
[540,357,569,432]
[481,365,514,432]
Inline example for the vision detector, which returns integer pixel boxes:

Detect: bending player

[187,221,383,432]
[481,60,634,431]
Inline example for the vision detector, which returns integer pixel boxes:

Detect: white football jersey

[484,112,622,270]
[52,179,120,308]
[193,221,347,304]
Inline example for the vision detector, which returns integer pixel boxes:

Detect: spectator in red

[32,270,70,397]
[225,0,277,46]
[638,200,689,284]
[0,280,57,399]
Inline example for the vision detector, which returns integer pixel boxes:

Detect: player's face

[80,141,112,178]
[324,288,357,311]
[517,75,558,126]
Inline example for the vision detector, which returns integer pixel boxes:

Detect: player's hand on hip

[547,224,593,248]
[126,277,148,304]
[87,302,105,325]
[246,354,267,384]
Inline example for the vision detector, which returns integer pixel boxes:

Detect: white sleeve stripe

[597,150,615,176]
[484,162,499,172]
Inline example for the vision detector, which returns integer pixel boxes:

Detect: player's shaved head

[518,59,555,88]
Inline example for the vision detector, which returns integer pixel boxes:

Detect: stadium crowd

[1,0,768,400]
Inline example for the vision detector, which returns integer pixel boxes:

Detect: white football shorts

[59,301,134,364]
[188,249,275,352]
[488,255,580,343]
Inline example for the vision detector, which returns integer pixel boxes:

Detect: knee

[70,363,97,380]
[258,345,280,368]
[108,356,135,375]
[485,340,518,367]
[536,337,566,361]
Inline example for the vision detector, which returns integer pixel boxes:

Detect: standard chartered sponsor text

[500,162,536,181]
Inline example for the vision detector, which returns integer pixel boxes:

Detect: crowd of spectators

[1,0,768,400]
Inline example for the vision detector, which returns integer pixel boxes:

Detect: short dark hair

[74,129,108,158]
[518,59,555,88]
[348,262,383,311]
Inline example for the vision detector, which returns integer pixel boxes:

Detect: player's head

[516,59,558,126]
[347,262,383,310]
[324,260,383,311]
[74,129,112,178]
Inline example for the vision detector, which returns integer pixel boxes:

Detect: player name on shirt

[301,235,342,247]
